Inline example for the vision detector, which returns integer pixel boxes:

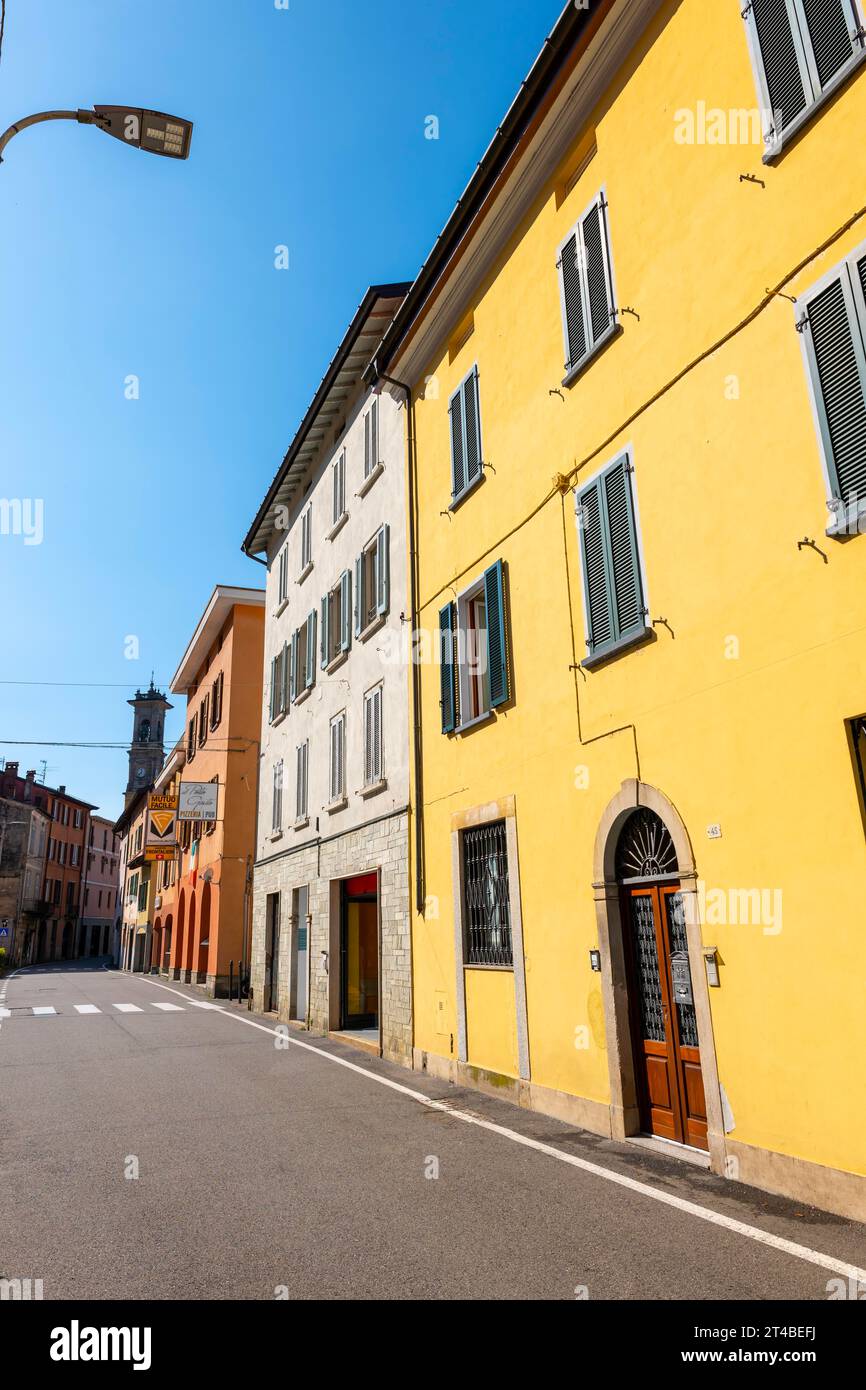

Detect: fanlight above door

[615,808,678,882]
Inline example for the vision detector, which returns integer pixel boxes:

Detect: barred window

[462,819,512,966]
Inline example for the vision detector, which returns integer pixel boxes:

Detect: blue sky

[0,0,564,820]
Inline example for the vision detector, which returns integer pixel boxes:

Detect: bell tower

[125,677,172,806]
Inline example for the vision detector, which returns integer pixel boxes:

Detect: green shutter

[290,630,298,702]
[582,198,614,347]
[280,641,289,712]
[354,555,363,636]
[747,0,810,133]
[559,229,587,371]
[439,603,457,734]
[578,455,645,659]
[603,459,645,639]
[340,569,352,651]
[483,560,509,709]
[802,265,866,508]
[306,611,316,689]
[320,594,329,669]
[449,385,466,498]
[799,0,856,91]
[269,656,277,722]
[463,369,482,488]
[578,480,614,653]
[376,525,390,616]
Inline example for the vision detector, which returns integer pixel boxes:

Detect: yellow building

[368,0,866,1219]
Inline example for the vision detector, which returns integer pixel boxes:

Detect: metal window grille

[462,819,513,966]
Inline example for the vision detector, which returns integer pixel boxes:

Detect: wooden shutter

[802,266,866,506]
[578,481,614,653]
[559,229,587,371]
[306,611,316,689]
[603,459,645,638]
[449,384,466,498]
[747,0,810,133]
[799,0,856,90]
[439,603,457,733]
[340,569,352,651]
[290,630,298,703]
[375,525,390,615]
[371,399,379,472]
[582,198,614,347]
[280,642,289,712]
[578,457,645,658]
[364,694,373,785]
[374,687,382,780]
[483,560,509,709]
[463,369,482,488]
[320,593,329,669]
[354,555,363,636]
[364,409,372,478]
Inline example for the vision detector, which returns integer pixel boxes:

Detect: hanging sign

[178,781,218,822]
[145,793,178,860]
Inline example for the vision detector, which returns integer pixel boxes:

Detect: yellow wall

[407,0,866,1179]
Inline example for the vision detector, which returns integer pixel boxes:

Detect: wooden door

[623,884,708,1151]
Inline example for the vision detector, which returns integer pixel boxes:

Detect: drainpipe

[370,359,425,916]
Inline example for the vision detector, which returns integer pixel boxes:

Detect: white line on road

[74,1004,102,1014]
[115,969,866,1287]
[151,1002,184,1012]
[31,1006,56,1015]
[112,1003,143,1014]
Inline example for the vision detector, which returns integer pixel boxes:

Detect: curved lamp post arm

[0,109,102,162]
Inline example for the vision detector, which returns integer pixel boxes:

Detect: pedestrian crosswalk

[7,999,199,1018]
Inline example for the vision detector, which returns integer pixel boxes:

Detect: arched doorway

[593,780,724,1163]
[615,808,706,1150]
[175,891,186,979]
[163,915,173,973]
[196,883,210,983]
[184,895,197,981]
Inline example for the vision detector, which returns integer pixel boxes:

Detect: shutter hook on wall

[739,172,765,188]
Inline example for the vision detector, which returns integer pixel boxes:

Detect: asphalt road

[1,959,864,1301]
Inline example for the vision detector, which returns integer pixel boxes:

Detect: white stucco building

[242,284,413,1063]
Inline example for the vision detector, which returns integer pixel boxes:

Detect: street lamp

[0,105,193,164]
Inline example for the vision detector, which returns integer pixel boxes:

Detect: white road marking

[123,971,866,1287]
[31,1006,56,1016]
[151,1002,184,1012]
[112,1003,143,1014]
[74,1005,101,1015]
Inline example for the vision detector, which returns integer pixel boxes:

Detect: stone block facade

[251,808,411,1065]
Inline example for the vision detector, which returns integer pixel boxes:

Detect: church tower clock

[125,678,172,807]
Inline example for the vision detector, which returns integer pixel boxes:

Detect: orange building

[165,586,265,996]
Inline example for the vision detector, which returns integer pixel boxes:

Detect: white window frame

[455,578,492,732]
[356,525,390,638]
[742,0,866,161]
